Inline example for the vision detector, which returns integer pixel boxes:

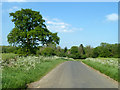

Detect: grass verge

[82,60,118,81]
[2,58,66,89]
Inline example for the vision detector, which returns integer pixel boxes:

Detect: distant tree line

[1,42,119,58]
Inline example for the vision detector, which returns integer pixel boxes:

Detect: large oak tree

[7,9,60,55]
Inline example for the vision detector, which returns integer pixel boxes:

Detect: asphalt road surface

[28,61,118,88]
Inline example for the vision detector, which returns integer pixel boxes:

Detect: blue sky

[2,2,118,49]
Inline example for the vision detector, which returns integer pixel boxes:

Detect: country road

[28,61,118,88]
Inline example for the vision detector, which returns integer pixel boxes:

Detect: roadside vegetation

[1,55,72,88]
[82,58,118,81]
[1,53,18,62]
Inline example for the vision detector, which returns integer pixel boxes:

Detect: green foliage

[1,42,119,58]
[36,44,56,56]
[64,47,67,53]
[41,47,55,56]
[1,53,18,64]
[92,47,100,58]
[36,46,42,56]
[69,53,80,59]
[69,46,80,59]
[92,43,119,58]
[55,46,65,57]
[1,53,18,61]
[68,45,87,59]
[78,44,85,55]
[58,49,66,57]
[7,9,60,55]
[2,46,17,53]
[80,54,87,59]
[55,46,62,56]
[36,45,67,57]
[70,46,78,54]
[84,45,93,58]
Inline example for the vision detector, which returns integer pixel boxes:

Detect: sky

[1,0,119,2]
[1,2,118,49]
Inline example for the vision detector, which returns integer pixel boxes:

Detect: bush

[55,49,66,57]
[69,46,82,59]
[41,47,55,56]
[2,46,17,53]
[81,54,87,59]
[1,53,18,64]
[68,53,80,59]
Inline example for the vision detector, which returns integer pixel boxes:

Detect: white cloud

[3,0,26,2]
[7,6,20,12]
[106,13,118,21]
[44,17,83,33]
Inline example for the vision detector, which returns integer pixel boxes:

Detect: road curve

[28,61,118,88]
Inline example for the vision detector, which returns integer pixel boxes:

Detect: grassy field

[1,54,72,89]
[82,58,118,81]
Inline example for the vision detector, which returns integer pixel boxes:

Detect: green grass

[2,58,66,89]
[82,60,118,81]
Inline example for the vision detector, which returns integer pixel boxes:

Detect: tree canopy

[7,9,60,55]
